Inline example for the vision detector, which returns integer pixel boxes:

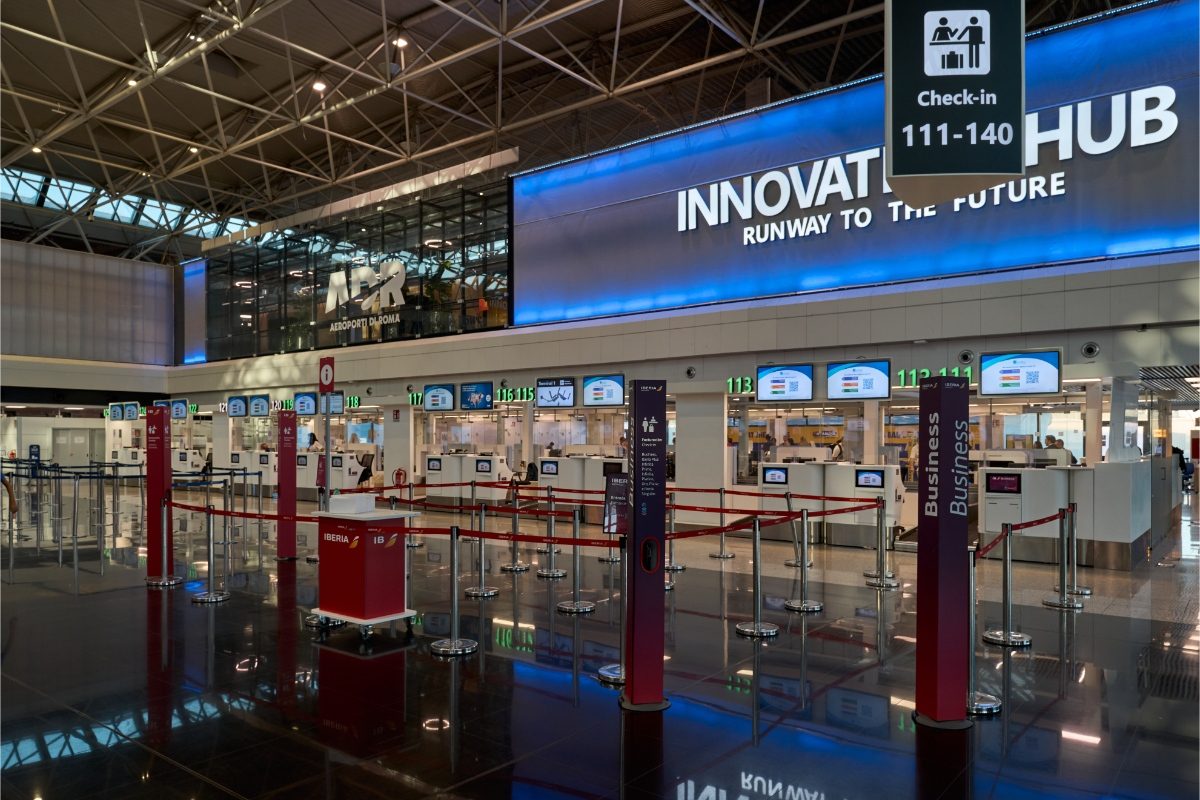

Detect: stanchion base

[913,711,973,730]
[664,579,675,591]
[664,563,686,573]
[191,591,231,604]
[1054,584,1093,597]
[982,629,1032,647]
[597,553,620,563]
[431,638,478,656]
[465,585,500,598]
[406,540,425,549]
[709,552,735,560]
[275,556,298,562]
[500,562,530,573]
[1042,596,1084,610]
[145,575,183,589]
[863,569,896,579]
[536,568,567,579]
[735,621,779,638]
[535,546,562,554]
[866,576,901,590]
[618,696,670,712]
[784,559,814,568]
[304,614,347,629]
[968,692,1002,716]
[557,600,596,614]
[784,599,823,613]
[305,555,320,564]
[597,664,625,685]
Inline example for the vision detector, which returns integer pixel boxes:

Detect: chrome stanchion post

[465,516,499,598]
[537,493,566,579]
[983,523,1031,646]
[7,499,14,584]
[736,518,778,637]
[500,498,529,573]
[968,545,1002,715]
[557,508,595,614]
[97,469,106,576]
[192,505,230,603]
[865,499,899,590]
[405,482,423,548]
[147,498,182,588]
[710,487,734,559]
[256,472,264,567]
[55,472,63,567]
[664,491,685,572]
[537,488,561,555]
[1044,509,1084,611]
[72,475,80,595]
[785,509,822,613]
[783,492,807,568]
[598,535,627,685]
[431,526,478,656]
[1066,503,1091,597]
[110,463,119,551]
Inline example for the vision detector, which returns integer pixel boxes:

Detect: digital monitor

[248,395,271,417]
[230,453,241,464]
[423,384,455,411]
[476,459,493,474]
[756,365,814,402]
[855,468,885,489]
[108,403,124,421]
[111,451,118,460]
[602,461,623,476]
[259,454,270,466]
[153,400,169,408]
[460,382,494,411]
[178,452,187,462]
[540,460,559,476]
[123,402,141,420]
[427,457,442,472]
[536,377,575,408]
[227,396,248,418]
[170,399,189,420]
[827,361,891,400]
[332,456,343,468]
[319,391,345,415]
[762,467,788,485]
[297,455,308,466]
[979,351,1062,396]
[985,473,1022,494]
[582,375,625,406]
[293,392,318,416]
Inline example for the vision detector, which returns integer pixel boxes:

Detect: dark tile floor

[1,490,1196,799]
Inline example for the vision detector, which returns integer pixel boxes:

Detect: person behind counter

[307,433,323,452]
[829,437,845,461]
[1047,435,1078,465]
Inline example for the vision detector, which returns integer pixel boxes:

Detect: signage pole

[322,396,332,513]
[144,406,176,588]
[277,410,298,560]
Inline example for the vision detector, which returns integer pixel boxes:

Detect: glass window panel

[1,168,44,204]
[42,178,93,211]
[92,194,141,224]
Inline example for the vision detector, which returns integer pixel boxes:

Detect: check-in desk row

[538,456,625,524]
[978,461,1152,569]
[424,454,516,506]
[756,462,904,547]
[185,451,370,499]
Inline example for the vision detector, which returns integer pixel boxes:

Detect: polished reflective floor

[1,487,1196,799]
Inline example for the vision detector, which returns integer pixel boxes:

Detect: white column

[674,391,729,525]
[1107,378,1139,461]
[861,400,882,464]
[1084,384,1103,465]
[382,405,415,487]
[521,402,534,464]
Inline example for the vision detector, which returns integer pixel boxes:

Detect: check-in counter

[822,464,903,547]
[1053,461,1151,569]
[978,467,1069,563]
[537,457,586,506]
[296,453,317,500]
[424,454,464,506]
[758,462,825,543]
[462,455,513,503]
[563,444,619,458]
[582,456,626,524]
[173,448,205,473]
[328,453,364,492]
[250,452,277,487]
[114,447,143,477]
[775,446,830,463]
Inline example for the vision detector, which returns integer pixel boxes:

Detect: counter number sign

[318,357,335,394]
[886,0,1024,179]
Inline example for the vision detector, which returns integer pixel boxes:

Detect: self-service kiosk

[462,455,513,503]
[424,454,464,506]
[978,467,1068,562]
[537,457,586,509]
[582,457,626,524]
[822,464,903,548]
[758,462,825,543]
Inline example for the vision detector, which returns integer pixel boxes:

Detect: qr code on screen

[863,378,875,389]
[1026,371,1039,384]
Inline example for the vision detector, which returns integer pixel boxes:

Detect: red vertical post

[277,410,298,560]
[621,379,669,711]
[915,376,972,727]
[145,406,173,580]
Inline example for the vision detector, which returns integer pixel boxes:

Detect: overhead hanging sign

[511,2,1196,326]
[885,0,1025,201]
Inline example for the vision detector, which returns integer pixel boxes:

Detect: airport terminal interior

[0,0,1197,798]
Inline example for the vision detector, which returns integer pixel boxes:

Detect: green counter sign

[886,1,1024,178]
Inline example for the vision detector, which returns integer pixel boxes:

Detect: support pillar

[383,404,415,489]
[674,390,728,526]
[1084,384,1102,465]
[276,411,298,560]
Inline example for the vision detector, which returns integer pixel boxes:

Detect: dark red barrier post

[145,406,174,581]
[276,410,297,560]
[621,379,669,711]
[915,375,972,727]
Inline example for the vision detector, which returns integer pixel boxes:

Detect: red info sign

[318,357,335,394]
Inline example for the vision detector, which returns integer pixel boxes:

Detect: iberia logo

[385,534,399,548]
[349,536,361,549]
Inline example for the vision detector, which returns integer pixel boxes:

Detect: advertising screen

[427,457,442,472]
[979,351,1061,396]
[582,375,625,406]
[855,468,885,489]
[170,399,189,420]
[460,382,494,411]
[248,395,271,417]
[423,385,455,411]
[762,467,788,485]
[227,396,248,418]
[756,365,814,402]
[536,377,575,408]
[827,361,891,400]
[319,391,345,415]
[540,460,559,476]
[985,473,1022,494]
[476,460,493,474]
[294,392,318,416]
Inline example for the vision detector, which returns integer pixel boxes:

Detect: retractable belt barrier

[978,508,1067,649]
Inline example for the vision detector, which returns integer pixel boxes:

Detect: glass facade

[204,182,510,361]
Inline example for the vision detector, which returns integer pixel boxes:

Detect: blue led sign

[512,2,1197,325]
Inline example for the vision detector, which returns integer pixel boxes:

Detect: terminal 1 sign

[511,2,1197,326]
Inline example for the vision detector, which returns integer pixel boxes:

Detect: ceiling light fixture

[63,407,85,411]
[127,78,138,87]
[30,145,42,154]
[189,146,199,154]
[6,406,27,410]
[312,78,327,92]
[393,36,409,48]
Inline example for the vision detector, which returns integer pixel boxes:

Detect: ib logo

[924,10,990,76]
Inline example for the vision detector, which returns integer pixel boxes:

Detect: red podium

[311,511,418,626]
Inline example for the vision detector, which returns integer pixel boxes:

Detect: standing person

[617,436,628,457]
[2,476,16,516]
[1033,436,1043,449]
[829,437,845,462]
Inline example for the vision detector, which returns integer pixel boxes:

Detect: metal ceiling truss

[0,0,1120,260]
